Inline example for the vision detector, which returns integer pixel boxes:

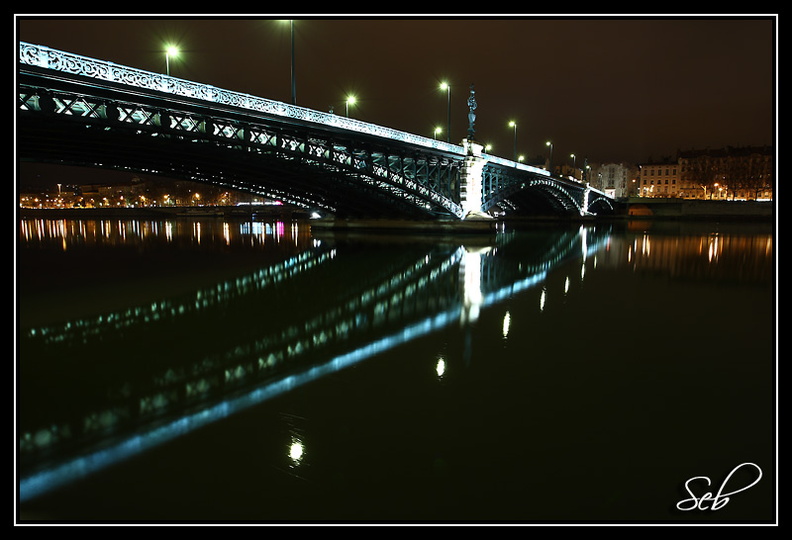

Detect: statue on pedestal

[467,84,477,141]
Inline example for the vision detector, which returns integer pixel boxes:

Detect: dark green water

[16,217,776,525]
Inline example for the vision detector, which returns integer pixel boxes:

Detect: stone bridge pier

[459,138,491,220]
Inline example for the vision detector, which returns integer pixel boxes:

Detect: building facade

[677,146,773,200]
[637,157,680,198]
[637,146,773,200]
[589,162,639,199]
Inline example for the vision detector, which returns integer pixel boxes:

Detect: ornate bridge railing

[18,42,462,155]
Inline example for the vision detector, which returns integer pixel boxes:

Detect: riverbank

[17,198,774,225]
[17,205,310,220]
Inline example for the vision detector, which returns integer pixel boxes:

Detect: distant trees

[679,146,773,200]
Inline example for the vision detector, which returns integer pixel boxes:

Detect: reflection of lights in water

[708,235,719,262]
[641,235,651,256]
[564,276,570,294]
[539,288,546,312]
[461,248,487,324]
[502,311,511,338]
[436,357,446,378]
[223,222,231,245]
[20,236,583,502]
[193,221,202,244]
[288,437,304,467]
[580,261,586,281]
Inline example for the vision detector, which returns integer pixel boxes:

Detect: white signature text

[676,462,762,511]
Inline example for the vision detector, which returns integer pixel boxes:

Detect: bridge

[18,223,611,501]
[17,42,616,221]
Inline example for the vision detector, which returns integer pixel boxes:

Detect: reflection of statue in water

[467,84,477,140]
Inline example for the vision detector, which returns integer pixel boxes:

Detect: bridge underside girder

[18,116,442,219]
[481,165,598,217]
[489,187,583,216]
[18,79,464,219]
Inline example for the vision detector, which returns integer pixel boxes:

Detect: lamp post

[570,153,576,179]
[545,140,554,172]
[290,20,296,105]
[440,82,450,142]
[165,46,179,76]
[509,121,517,161]
[434,127,443,140]
[345,95,357,117]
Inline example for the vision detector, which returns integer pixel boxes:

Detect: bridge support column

[460,138,492,220]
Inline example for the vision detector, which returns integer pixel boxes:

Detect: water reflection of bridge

[18,224,610,502]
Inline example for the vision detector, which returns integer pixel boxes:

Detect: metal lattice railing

[19,41,464,156]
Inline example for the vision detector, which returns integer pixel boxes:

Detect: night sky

[16,15,776,185]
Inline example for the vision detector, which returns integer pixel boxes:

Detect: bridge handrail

[18,41,464,155]
[482,153,550,177]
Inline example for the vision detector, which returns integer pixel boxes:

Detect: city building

[637,157,680,198]
[637,146,773,200]
[588,162,639,199]
[677,146,773,200]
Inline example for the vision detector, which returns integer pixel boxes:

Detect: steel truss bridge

[19,224,611,502]
[17,42,615,220]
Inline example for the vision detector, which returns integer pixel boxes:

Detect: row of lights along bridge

[162,40,588,181]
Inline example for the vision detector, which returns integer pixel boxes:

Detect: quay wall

[621,198,774,220]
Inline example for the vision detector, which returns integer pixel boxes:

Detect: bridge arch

[483,174,585,216]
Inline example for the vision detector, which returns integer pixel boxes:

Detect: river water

[16,216,776,525]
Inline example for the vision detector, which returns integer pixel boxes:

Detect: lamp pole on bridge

[545,140,554,173]
[290,20,296,105]
[345,95,357,117]
[440,82,450,143]
[509,121,517,161]
[165,46,179,76]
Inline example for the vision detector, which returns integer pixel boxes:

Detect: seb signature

[676,462,762,511]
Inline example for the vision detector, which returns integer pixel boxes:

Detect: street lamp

[165,45,179,76]
[434,127,443,140]
[440,82,450,142]
[345,95,357,117]
[289,20,296,105]
[545,141,554,172]
[509,121,517,161]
